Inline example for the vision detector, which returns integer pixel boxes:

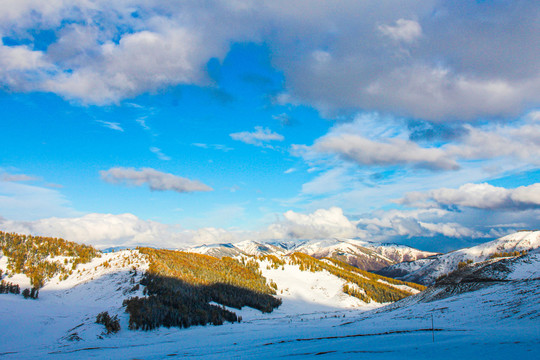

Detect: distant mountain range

[184,238,438,271]
[376,230,540,285]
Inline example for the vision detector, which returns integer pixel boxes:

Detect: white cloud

[1,173,39,182]
[100,167,212,193]
[398,183,540,211]
[0,208,363,249]
[96,120,124,132]
[0,213,188,249]
[363,65,540,121]
[136,117,151,131]
[299,111,540,171]
[149,147,171,161]
[44,27,218,104]
[0,43,48,71]
[355,208,487,240]
[1,204,536,251]
[446,123,540,164]
[230,126,284,147]
[314,133,459,170]
[2,2,535,118]
[0,43,53,91]
[378,19,422,43]
[264,207,364,240]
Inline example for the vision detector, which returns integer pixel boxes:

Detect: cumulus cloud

[100,167,212,193]
[230,126,284,147]
[1,1,537,118]
[0,208,363,249]
[1,205,536,251]
[267,2,540,120]
[0,212,254,249]
[0,43,53,91]
[43,27,218,104]
[0,1,258,104]
[263,207,364,240]
[0,213,189,249]
[0,43,48,72]
[0,207,363,249]
[398,183,540,211]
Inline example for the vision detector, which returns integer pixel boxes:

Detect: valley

[0,231,539,358]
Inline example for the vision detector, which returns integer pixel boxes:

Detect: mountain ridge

[377,230,540,285]
[184,238,438,272]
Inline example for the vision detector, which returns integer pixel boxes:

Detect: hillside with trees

[0,231,99,288]
[287,253,425,303]
[123,248,282,330]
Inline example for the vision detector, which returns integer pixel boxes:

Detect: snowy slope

[1,246,407,357]
[1,246,538,359]
[0,250,148,355]
[254,258,379,315]
[378,230,540,285]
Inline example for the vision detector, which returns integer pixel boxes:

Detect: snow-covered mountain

[1,235,539,358]
[187,242,244,257]
[185,238,437,271]
[0,230,425,332]
[377,230,540,285]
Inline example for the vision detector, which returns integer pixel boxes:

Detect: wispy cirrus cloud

[192,143,233,152]
[136,117,151,131]
[0,176,77,220]
[149,147,171,161]
[96,120,124,132]
[100,167,212,193]
[230,126,284,148]
[284,168,296,174]
[1,173,39,182]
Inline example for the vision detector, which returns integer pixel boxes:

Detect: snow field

[1,240,539,359]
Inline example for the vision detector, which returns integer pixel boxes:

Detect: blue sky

[0,1,539,252]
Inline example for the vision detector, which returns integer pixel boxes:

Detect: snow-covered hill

[1,241,538,358]
[1,239,426,356]
[185,238,437,271]
[378,230,540,285]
